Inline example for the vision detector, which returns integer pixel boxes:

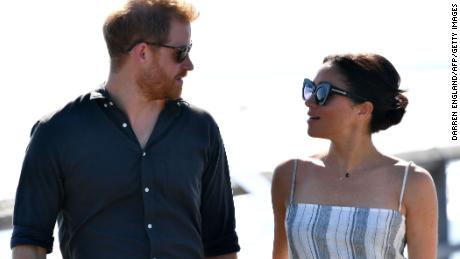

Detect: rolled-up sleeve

[200,121,240,257]
[11,120,64,253]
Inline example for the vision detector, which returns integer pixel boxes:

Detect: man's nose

[182,55,194,71]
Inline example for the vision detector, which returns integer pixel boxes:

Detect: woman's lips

[308,113,320,122]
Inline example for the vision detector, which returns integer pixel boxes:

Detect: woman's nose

[305,94,316,108]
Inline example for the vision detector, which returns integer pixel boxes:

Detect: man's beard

[136,64,183,101]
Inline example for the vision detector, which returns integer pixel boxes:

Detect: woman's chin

[307,129,328,139]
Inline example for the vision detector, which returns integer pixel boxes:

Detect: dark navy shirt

[11,88,240,259]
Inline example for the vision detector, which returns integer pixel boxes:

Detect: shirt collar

[89,85,109,100]
[90,84,185,115]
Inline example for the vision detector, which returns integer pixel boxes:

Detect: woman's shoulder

[272,156,324,184]
[272,159,296,186]
[385,155,433,181]
[404,161,436,195]
[271,159,296,206]
[386,156,436,205]
[392,159,438,228]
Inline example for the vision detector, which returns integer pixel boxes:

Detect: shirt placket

[99,94,160,257]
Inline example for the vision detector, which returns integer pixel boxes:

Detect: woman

[271,53,438,259]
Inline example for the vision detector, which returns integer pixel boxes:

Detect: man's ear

[130,43,148,62]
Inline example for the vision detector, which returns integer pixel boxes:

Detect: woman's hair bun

[324,53,408,133]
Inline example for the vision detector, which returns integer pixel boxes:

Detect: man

[11,0,240,258]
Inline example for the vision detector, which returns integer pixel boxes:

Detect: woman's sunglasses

[302,78,367,106]
[127,41,192,63]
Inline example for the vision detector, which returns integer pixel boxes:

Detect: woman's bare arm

[271,161,294,259]
[405,166,438,259]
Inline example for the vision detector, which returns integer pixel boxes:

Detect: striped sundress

[285,160,411,259]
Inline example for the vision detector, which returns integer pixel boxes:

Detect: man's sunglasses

[302,78,367,106]
[127,41,192,63]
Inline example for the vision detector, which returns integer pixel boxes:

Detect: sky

[0,0,453,198]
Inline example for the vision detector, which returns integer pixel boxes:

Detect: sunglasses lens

[303,79,314,101]
[177,50,186,62]
[177,43,192,63]
[315,85,330,105]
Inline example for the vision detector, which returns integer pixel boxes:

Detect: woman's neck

[324,135,383,173]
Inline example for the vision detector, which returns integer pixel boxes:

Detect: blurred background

[0,0,457,258]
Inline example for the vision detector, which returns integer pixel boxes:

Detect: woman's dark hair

[323,53,408,133]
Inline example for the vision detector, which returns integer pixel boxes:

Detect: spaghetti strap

[398,161,412,212]
[289,159,298,204]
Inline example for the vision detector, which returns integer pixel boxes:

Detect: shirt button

[142,152,146,157]
[145,187,150,193]
[147,224,152,229]
[103,103,108,108]
[109,101,114,106]
[122,123,128,128]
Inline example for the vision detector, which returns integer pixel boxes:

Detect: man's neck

[105,75,166,148]
[105,74,165,117]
